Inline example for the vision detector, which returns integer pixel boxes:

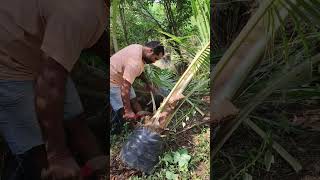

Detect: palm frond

[212,0,320,173]
[153,41,210,127]
[191,0,210,44]
[144,64,176,90]
[212,53,320,170]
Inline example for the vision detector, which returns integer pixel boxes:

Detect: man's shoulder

[125,44,143,50]
[115,44,143,56]
[43,0,104,23]
[111,44,144,64]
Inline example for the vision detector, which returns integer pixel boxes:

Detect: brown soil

[110,152,142,180]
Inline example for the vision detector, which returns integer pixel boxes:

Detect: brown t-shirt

[110,44,145,87]
[0,0,107,80]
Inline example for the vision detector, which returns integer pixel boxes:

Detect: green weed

[130,128,210,180]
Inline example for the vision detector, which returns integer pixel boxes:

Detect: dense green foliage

[111,0,196,50]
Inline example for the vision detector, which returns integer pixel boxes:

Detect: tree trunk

[119,3,129,45]
[111,26,119,52]
[111,1,120,52]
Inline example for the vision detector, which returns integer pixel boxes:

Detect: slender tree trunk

[119,3,129,45]
[110,7,119,52]
[163,0,179,36]
[111,27,119,52]
[162,0,185,73]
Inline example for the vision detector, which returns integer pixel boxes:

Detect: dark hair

[145,41,165,56]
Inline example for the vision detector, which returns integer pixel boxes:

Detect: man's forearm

[35,57,69,159]
[120,80,133,113]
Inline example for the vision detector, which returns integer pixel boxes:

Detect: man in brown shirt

[110,41,164,133]
[0,0,107,179]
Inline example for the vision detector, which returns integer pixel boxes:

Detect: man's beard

[143,57,153,64]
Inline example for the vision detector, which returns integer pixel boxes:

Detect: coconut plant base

[120,126,164,174]
[120,92,184,174]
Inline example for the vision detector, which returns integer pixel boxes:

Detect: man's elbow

[41,58,68,81]
[35,57,68,97]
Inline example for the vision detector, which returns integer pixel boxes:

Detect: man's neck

[142,47,147,64]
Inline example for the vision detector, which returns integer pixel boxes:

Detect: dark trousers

[110,108,125,135]
[1,145,48,180]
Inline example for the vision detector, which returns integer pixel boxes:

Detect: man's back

[0,0,107,80]
[110,44,145,86]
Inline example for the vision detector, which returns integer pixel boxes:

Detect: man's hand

[123,110,136,120]
[42,155,81,180]
[137,111,153,116]
[80,155,108,177]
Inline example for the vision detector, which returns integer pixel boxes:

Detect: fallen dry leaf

[291,109,320,131]
[201,96,210,104]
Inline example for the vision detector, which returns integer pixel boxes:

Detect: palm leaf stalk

[150,42,210,130]
[211,0,290,107]
[213,53,320,173]
[143,0,210,131]
[211,0,292,150]
[212,0,320,172]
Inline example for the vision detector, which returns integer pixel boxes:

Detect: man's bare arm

[35,56,68,158]
[35,57,81,179]
[121,80,135,118]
